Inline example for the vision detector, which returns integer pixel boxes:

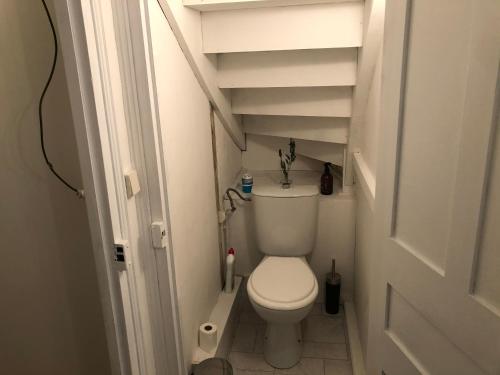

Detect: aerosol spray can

[241,173,253,193]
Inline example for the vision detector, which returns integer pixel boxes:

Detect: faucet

[224,188,251,212]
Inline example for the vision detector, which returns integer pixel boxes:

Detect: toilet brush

[325,259,341,314]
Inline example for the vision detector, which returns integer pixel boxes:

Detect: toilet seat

[248,256,318,311]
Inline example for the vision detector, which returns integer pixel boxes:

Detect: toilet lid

[248,256,318,310]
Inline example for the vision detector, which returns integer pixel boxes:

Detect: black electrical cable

[39,0,83,198]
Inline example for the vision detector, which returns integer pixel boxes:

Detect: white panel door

[369,1,500,374]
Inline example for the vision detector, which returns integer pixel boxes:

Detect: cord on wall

[40,0,84,198]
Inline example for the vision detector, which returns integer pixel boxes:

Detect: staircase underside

[184,0,360,11]
[243,115,349,144]
[201,2,363,53]
[185,0,365,168]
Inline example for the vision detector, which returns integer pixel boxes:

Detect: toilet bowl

[247,256,318,368]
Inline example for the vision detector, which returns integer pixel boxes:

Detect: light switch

[124,170,141,198]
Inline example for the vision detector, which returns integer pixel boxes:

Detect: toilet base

[264,322,302,369]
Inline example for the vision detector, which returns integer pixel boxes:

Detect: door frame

[365,1,407,370]
[53,1,185,374]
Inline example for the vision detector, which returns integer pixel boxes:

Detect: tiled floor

[228,293,352,375]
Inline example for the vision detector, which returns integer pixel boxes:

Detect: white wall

[313,191,356,302]
[242,134,324,171]
[215,114,242,202]
[353,43,383,362]
[0,1,110,374]
[359,48,383,175]
[149,1,242,371]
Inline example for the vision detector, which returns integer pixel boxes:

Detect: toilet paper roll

[199,322,218,353]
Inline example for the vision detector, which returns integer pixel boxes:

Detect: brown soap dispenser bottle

[321,162,333,195]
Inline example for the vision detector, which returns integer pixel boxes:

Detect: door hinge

[151,222,167,249]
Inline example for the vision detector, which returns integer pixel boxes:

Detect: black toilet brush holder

[325,259,341,314]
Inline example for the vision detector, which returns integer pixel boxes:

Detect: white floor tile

[239,295,254,312]
[302,342,348,360]
[228,304,350,374]
[274,358,324,375]
[254,325,266,354]
[229,352,275,372]
[233,369,273,375]
[239,309,265,325]
[233,324,257,353]
[303,315,345,344]
[309,303,323,316]
[324,360,352,375]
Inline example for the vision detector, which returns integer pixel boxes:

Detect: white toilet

[247,184,319,368]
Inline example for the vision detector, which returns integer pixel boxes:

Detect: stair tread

[232,87,353,117]
[202,2,364,53]
[244,115,349,144]
[218,48,357,88]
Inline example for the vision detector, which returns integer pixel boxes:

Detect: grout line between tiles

[231,303,351,373]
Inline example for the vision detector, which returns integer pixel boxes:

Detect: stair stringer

[156,0,246,148]
[344,0,386,186]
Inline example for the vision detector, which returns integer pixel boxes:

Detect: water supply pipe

[224,188,252,212]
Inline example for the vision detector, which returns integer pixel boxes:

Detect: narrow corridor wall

[149,0,242,371]
[0,1,110,374]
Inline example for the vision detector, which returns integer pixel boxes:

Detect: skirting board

[192,276,242,364]
[344,301,367,375]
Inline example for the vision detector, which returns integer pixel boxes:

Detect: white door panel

[393,0,471,271]
[371,0,500,374]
